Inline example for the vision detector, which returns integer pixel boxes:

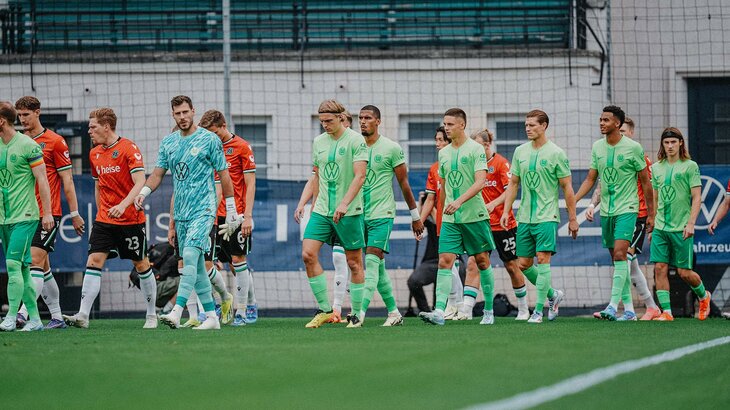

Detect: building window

[233,117,269,178]
[400,117,441,171]
[688,78,730,165]
[494,120,525,162]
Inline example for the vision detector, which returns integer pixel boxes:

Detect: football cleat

[593,311,602,319]
[382,312,403,327]
[181,318,201,328]
[220,294,234,325]
[15,312,27,328]
[63,313,89,329]
[143,315,158,329]
[232,314,247,327]
[305,310,333,328]
[653,311,674,321]
[0,316,17,331]
[160,313,181,329]
[640,307,662,321]
[515,308,530,321]
[346,315,362,328]
[193,316,221,330]
[479,310,495,325]
[44,318,67,329]
[418,310,445,326]
[246,304,258,324]
[443,305,459,320]
[617,311,638,321]
[548,289,564,321]
[698,292,711,321]
[19,319,44,332]
[453,311,471,321]
[527,312,543,324]
[599,306,618,321]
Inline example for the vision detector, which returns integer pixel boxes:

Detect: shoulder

[313,132,328,144]
[120,138,141,152]
[44,129,66,143]
[90,144,102,156]
[591,138,604,149]
[548,141,567,156]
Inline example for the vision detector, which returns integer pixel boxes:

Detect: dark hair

[171,95,193,110]
[15,96,41,111]
[623,117,635,131]
[444,108,467,126]
[526,109,549,127]
[435,126,451,143]
[658,127,690,161]
[0,101,17,125]
[360,105,381,119]
[602,105,625,127]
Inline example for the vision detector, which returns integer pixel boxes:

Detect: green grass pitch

[3,317,729,409]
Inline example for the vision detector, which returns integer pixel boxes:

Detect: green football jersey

[651,159,701,232]
[0,131,44,224]
[437,138,488,224]
[312,127,368,217]
[511,140,571,224]
[590,136,646,217]
[363,135,406,220]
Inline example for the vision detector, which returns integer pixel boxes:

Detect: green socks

[621,262,634,313]
[435,268,453,311]
[535,264,552,312]
[609,260,629,308]
[361,254,380,313]
[480,267,495,310]
[377,259,397,313]
[6,261,39,320]
[308,274,332,312]
[691,282,707,299]
[350,282,364,316]
[524,265,555,299]
[656,289,671,313]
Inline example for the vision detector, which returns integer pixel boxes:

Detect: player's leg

[1,222,42,331]
[459,256,480,320]
[671,232,711,320]
[529,222,561,323]
[116,223,158,327]
[600,214,636,321]
[650,230,674,321]
[206,224,232,324]
[332,214,366,328]
[407,259,437,313]
[331,241,350,321]
[41,254,66,329]
[360,219,381,322]
[63,251,107,328]
[132,257,158,329]
[378,256,402,326]
[246,269,257,322]
[496,228,529,320]
[473,251,495,325]
[445,257,464,319]
[420,222,461,325]
[361,218,400,325]
[230,254,250,326]
[461,220,497,325]
[302,212,336,327]
[16,218,56,327]
[192,242,220,330]
[627,217,660,319]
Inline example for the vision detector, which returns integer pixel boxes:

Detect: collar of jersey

[103,137,122,150]
[32,128,47,140]
[223,134,237,145]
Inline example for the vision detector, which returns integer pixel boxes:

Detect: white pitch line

[468,336,730,410]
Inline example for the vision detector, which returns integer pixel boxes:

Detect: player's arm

[420,193,435,224]
[559,175,579,239]
[684,185,702,239]
[394,164,424,238]
[334,160,366,223]
[109,171,146,219]
[585,182,601,222]
[295,174,315,223]
[241,171,256,237]
[444,169,486,215]
[709,194,730,235]
[94,180,100,211]
[574,168,597,202]
[58,168,84,235]
[500,174,520,229]
[168,196,176,246]
[32,163,55,231]
[134,167,166,209]
[638,168,654,233]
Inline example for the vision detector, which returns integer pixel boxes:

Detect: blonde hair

[89,107,117,130]
[318,99,346,115]
[470,128,494,144]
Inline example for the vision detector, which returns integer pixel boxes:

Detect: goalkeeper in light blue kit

[134,95,244,330]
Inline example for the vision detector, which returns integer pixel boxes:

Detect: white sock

[137,268,157,316]
[332,246,349,312]
[162,300,174,314]
[462,285,478,315]
[187,292,199,319]
[42,270,62,320]
[247,270,256,305]
[514,285,528,310]
[207,267,229,300]
[449,260,463,305]
[630,256,658,309]
[79,268,102,318]
[170,304,184,321]
[233,261,249,316]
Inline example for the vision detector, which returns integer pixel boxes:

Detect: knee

[133,259,150,272]
[438,254,455,269]
[346,256,362,272]
[6,259,22,275]
[302,248,317,266]
[677,269,694,281]
[181,247,201,265]
[86,254,105,269]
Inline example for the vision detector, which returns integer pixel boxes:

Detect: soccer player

[357,105,424,326]
[301,99,367,328]
[502,109,577,324]
[418,126,466,315]
[14,96,85,329]
[135,95,243,330]
[200,109,257,326]
[575,106,654,321]
[649,127,711,321]
[456,128,530,320]
[419,108,497,326]
[584,116,660,320]
[294,111,353,323]
[62,108,157,329]
[0,101,55,332]
[708,178,730,235]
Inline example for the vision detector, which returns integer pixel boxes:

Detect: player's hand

[585,205,595,222]
[333,203,348,224]
[708,220,718,235]
[71,214,85,236]
[444,200,462,215]
[411,219,424,240]
[294,205,305,224]
[683,223,695,240]
[134,194,145,210]
[41,214,55,232]
[486,201,496,214]
[108,204,126,219]
[568,219,579,239]
[219,214,244,241]
[241,216,253,238]
[168,225,176,246]
[645,215,655,234]
[499,212,509,230]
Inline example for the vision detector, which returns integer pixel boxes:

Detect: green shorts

[0,220,38,264]
[303,212,365,251]
[600,213,637,249]
[438,220,495,256]
[650,229,693,269]
[364,218,393,253]
[516,222,557,258]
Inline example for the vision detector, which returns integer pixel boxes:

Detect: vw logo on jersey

[660,185,677,202]
[524,171,540,190]
[696,175,726,229]
[322,162,340,181]
[0,169,13,188]
[602,167,618,185]
[365,168,376,186]
[174,162,189,181]
[447,170,464,188]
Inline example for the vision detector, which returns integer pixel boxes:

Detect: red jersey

[33,129,72,216]
[638,155,652,218]
[90,137,146,225]
[425,162,444,235]
[216,135,256,217]
[482,153,516,231]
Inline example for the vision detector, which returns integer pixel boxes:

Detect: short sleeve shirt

[216,135,256,217]
[651,159,701,232]
[157,127,226,222]
[437,138,489,224]
[90,137,146,225]
[0,131,44,224]
[33,129,72,216]
[483,153,517,230]
[311,128,368,217]
[511,140,571,224]
[589,136,646,217]
[363,135,406,220]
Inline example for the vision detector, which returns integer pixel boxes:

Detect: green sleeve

[510,148,521,177]
[437,150,445,178]
[555,149,571,179]
[473,146,487,172]
[589,144,598,170]
[650,165,659,189]
[353,139,368,162]
[312,140,319,168]
[633,144,646,172]
[689,162,701,188]
[392,144,406,168]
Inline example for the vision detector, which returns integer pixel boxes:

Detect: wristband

[588,203,595,209]
[69,210,80,218]
[139,186,152,197]
[410,208,420,221]
[225,197,237,215]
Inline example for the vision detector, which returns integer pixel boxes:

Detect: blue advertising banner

[1,166,728,272]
